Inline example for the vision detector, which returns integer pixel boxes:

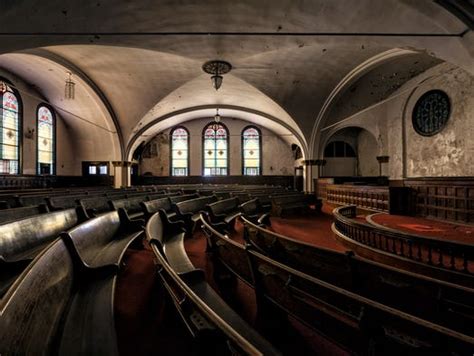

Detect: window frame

[0,77,23,175]
[202,122,230,176]
[169,125,190,177]
[36,103,56,175]
[241,125,262,176]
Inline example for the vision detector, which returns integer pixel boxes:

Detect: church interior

[0,1,473,355]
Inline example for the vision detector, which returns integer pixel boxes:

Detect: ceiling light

[202,60,232,91]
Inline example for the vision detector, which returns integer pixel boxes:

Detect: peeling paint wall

[357,129,379,176]
[320,62,473,179]
[404,64,474,177]
[138,117,294,176]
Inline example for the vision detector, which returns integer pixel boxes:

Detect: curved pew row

[0,210,142,355]
[240,215,474,337]
[145,211,280,355]
[202,214,474,355]
[0,204,49,225]
[0,207,88,297]
[332,205,474,286]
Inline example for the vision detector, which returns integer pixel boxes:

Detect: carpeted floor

[114,243,197,356]
[369,213,474,244]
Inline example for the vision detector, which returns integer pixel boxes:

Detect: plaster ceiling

[0,0,471,160]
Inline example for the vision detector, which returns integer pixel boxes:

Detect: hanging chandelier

[202,60,232,90]
[64,71,75,100]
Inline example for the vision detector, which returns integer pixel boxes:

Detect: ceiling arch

[0,52,121,161]
[0,1,471,166]
[126,106,307,162]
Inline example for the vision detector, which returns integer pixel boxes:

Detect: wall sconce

[24,127,35,140]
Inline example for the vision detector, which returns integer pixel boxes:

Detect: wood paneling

[325,184,389,212]
[404,177,474,224]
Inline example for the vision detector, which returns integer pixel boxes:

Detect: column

[112,161,132,188]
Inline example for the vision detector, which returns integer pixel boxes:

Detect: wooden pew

[169,193,199,204]
[0,206,88,297]
[78,196,114,218]
[141,197,177,221]
[202,214,474,354]
[247,249,474,355]
[174,196,218,233]
[58,210,143,355]
[205,197,241,230]
[109,194,150,220]
[241,216,474,336]
[0,204,49,225]
[145,211,280,355]
[270,193,312,217]
[239,198,271,226]
[0,210,143,355]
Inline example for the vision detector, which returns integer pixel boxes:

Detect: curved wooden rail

[332,205,474,280]
[145,212,279,356]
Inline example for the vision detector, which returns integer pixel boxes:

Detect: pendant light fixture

[202,60,232,91]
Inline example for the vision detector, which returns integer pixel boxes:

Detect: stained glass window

[0,85,20,174]
[171,127,189,176]
[203,122,228,176]
[37,105,55,174]
[242,126,261,175]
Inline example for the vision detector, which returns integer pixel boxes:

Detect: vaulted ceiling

[0,0,471,160]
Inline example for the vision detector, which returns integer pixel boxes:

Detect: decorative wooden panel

[325,184,389,212]
[404,178,474,224]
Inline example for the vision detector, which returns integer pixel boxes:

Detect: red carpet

[114,243,195,356]
[370,213,474,244]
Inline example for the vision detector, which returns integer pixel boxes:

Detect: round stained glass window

[412,90,450,136]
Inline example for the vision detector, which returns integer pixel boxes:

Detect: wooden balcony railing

[333,205,474,276]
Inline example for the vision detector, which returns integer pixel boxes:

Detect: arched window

[242,126,261,175]
[203,122,228,176]
[0,83,20,174]
[324,141,356,158]
[37,105,55,174]
[170,126,189,176]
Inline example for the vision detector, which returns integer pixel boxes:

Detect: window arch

[0,82,21,174]
[324,141,356,158]
[37,105,56,175]
[170,126,189,176]
[203,122,228,176]
[242,126,261,175]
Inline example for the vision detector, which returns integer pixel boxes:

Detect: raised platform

[367,213,473,244]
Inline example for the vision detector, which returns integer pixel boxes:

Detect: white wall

[0,69,76,175]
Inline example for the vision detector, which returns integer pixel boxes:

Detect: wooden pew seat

[1,209,142,355]
[0,207,87,297]
[0,204,49,225]
[175,195,218,233]
[145,211,280,355]
[239,198,271,226]
[206,197,241,229]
